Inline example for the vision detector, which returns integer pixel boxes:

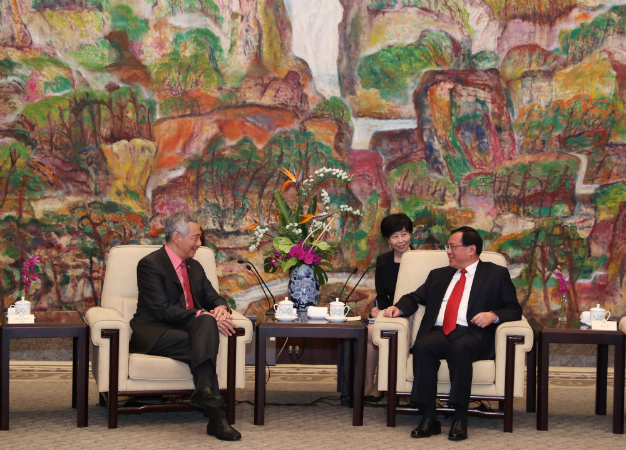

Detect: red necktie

[178,261,194,309]
[442,269,467,335]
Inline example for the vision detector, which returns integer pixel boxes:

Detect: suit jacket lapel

[468,260,488,313]
[185,259,199,308]
[158,247,186,307]
[437,268,456,304]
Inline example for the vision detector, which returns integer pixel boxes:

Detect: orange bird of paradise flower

[280,166,299,191]
[242,215,260,230]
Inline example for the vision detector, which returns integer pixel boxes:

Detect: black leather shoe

[206,409,241,441]
[448,419,468,441]
[190,386,224,410]
[364,393,384,402]
[411,416,441,438]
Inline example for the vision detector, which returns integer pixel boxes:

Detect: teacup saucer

[326,314,347,323]
[275,314,298,322]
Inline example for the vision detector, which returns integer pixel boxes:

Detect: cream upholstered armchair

[85,245,253,428]
[372,250,533,431]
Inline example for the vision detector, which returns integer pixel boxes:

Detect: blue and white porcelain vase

[288,264,320,311]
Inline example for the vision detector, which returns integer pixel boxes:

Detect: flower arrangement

[244,166,362,286]
[553,267,571,294]
[21,255,40,300]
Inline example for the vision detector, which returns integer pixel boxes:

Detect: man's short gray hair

[164,212,199,242]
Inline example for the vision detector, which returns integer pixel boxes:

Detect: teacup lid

[331,297,343,303]
[590,304,605,311]
[15,298,30,304]
[279,297,293,304]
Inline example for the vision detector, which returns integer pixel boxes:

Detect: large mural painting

[1,0,625,321]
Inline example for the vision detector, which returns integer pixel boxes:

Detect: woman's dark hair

[450,226,483,256]
[380,213,413,239]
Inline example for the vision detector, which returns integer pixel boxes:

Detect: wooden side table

[0,311,89,430]
[529,317,625,434]
[254,312,367,426]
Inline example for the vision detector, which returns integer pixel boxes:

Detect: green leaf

[313,241,330,251]
[274,237,294,254]
[281,256,298,272]
[273,189,292,227]
[307,195,317,215]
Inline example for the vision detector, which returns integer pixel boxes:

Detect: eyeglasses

[444,244,467,251]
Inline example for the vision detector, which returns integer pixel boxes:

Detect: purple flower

[289,245,306,260]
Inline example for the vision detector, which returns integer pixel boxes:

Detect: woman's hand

[370,307,379,318]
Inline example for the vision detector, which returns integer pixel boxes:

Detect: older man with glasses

[384,226,522,441]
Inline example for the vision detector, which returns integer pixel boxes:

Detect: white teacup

[580,311,591,324]
[15,298,31,316]
[590,304,610,322]
[274,297,295,318]
[329,299,349,318]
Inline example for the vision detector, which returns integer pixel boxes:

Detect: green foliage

[166,0,222,22]
[311,96,352,127]
[32,0,108,10]
[68,39,114,72]
[558,11,626,65]
[593,183,626,216]
[21,56,70,71]
[43,76,73,94]
[471,52,500,70]
[358,31,470,103]
[152,28,223,95]
[492,157,578,217]
[108,4,150,42]
[388,161,455,205]
[485,0,576,24]
[0,58,26,80]
[515,95,618,154]
[367,0,471,34]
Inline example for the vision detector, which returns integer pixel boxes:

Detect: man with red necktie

[129,212,241,441]
[384,226,522,441]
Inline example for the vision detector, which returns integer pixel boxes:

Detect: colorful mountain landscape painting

[1,0,625,320]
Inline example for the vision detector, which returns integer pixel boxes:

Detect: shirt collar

[164,244,184,270]
[458,259,479,277]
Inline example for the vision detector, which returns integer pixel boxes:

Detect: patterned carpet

[1,362,624,449]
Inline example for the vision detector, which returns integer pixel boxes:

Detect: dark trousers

[410,326,481,412]
[148,314,220,392]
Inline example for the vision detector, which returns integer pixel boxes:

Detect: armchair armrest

[85,306,129,348]
[494,318,534,398]
[619,317,626,334]
[372,315,412,392]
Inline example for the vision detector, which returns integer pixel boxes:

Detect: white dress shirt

[434,260,480,327]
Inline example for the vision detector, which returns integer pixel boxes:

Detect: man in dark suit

[384,226,522,441]
[129,211,241,441]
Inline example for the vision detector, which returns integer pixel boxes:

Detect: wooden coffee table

[0,311,89,430]
[527,317,625,434]
[254,312,367,426]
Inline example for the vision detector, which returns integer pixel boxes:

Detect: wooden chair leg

[503,335,525,432]
[226,328,245,425]
[102,329,120,429]
[381,331,398,427]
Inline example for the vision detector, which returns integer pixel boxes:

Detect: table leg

[336,340,344,393]
[76,328,88,427]
[613,337,625,434]
[596,344,608,416]
[254,327,266,425]
[352,327,366,426]
[72,336,78,409]
[526,343,536,413]
[0,331,8,430]
[536,331,549,431]
[340,340,354,406]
